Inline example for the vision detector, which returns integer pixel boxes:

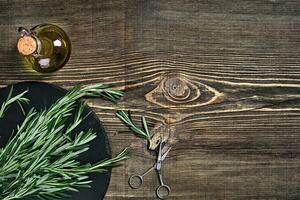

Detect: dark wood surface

[1,0,300,199]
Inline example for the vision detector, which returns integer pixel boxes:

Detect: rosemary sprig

[0,84,128,200]
[116,110,151,142]
[0,86,29,118]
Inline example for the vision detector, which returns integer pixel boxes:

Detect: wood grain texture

[1,0,300,199]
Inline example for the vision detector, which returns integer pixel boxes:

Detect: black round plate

[0,81,111,200]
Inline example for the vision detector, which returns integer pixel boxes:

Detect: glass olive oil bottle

[17,24,71,73]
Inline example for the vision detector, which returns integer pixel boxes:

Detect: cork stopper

[17,36,37,56]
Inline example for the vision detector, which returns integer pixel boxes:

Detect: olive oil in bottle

[17,24,71,73]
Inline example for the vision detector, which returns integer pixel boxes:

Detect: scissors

[128,142,171,199]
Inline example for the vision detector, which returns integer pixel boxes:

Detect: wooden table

[1,0,300,199]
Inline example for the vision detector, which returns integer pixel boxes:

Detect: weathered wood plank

[0,0,300,199]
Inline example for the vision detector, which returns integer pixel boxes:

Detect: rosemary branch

[116,110,151,142]
[0,84,128,200]
[0,86,29,118]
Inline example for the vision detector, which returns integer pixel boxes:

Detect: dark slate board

[0,81,111,200]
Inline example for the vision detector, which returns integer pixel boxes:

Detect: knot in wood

[164,77,190,101]
[145,72,223,111]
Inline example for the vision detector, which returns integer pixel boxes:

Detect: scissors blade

[155,142,163,169]
[157,141,162,159]
[161,147,171,161]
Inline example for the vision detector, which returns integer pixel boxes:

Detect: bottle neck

[17,27,40,56]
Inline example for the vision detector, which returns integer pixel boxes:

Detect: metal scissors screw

[129,142,171,199]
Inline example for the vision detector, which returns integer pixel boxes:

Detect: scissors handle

[156,170,171,199]
[156,184,171,199]
[128,165,155,189]
[128,174,143,189]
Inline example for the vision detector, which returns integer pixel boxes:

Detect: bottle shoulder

[31,24,70,41]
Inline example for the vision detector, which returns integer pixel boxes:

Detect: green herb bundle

[0,84,129,200]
